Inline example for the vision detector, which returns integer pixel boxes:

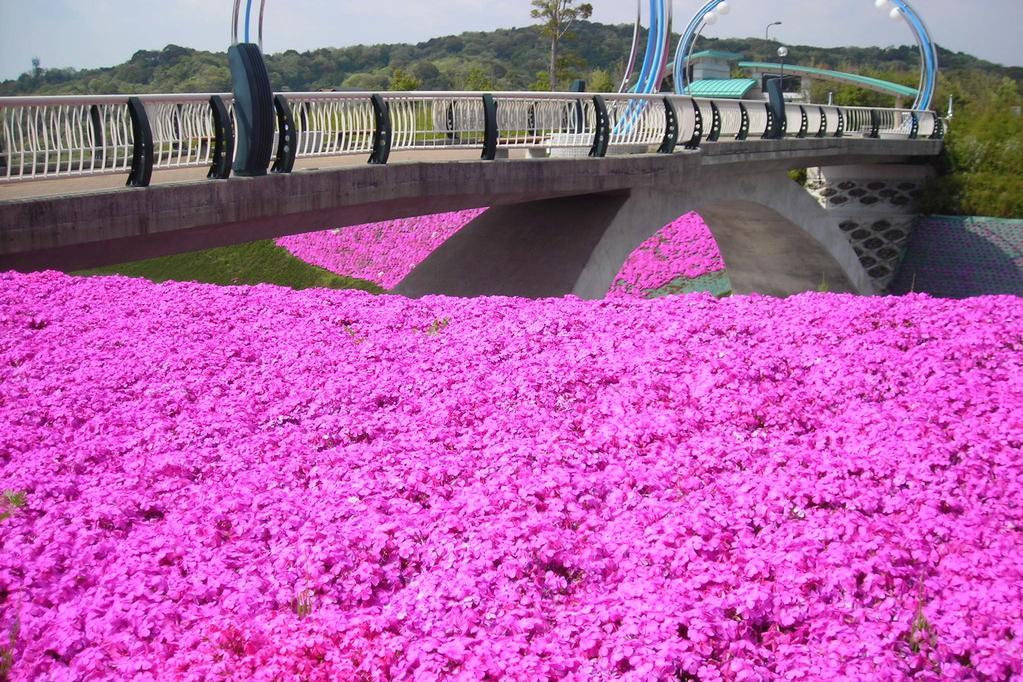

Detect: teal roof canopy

[684,78,758,99]
[738,62,919,98]
[687,50,745,62]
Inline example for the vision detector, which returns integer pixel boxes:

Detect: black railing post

[369,94,392,165]
[589,95,610,158]
[571,79,586,134]
[869,109,881,139]
[766,78,786,140]
[208,95,235,180]
[707,101,721,142]
[445,103,457,142]
[835,108,845,138]
[271,95,296,174]
[797,106,808,139]
[89,104,106,169]
[658,97,679,154]
[736,102,749,141]
[909,111,919,140]
[126,97,154,188]
[762,102,774,140]
[685,99,703,149]
[816,106,828,138]
[929,113,945,140]
[228,43,274,176]
[481,94,498,161]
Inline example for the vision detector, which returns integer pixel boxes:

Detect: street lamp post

[777,45,789,95]
[765,21,782,41]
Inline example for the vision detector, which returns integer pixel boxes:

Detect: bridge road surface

[0,149,510,201]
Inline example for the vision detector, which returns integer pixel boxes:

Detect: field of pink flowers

[277,210,727,298]
[2,271,1022,680]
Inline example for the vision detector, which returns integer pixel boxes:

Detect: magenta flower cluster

[608,212,726,298]
[277,210,724,298]
[2,272,1022,680]
[277,210,486,290]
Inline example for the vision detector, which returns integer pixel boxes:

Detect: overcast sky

[1,0,1021,81]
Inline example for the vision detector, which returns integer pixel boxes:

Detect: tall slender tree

[530,0,593,91]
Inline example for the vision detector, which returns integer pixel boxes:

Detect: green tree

[530,0,593,91]
[587,68,615,93]
[464,65,496,91]
[920,74,1023,218]
[530,70,552,92]
[412,61,446,89]
[388,67,422,91]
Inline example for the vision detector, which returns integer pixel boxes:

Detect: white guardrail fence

[0,91,945,185]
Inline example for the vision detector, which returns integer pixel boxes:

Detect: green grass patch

[76,240,385,293]
[425,317,452,336]
[0,491,27,523]
[645,271,733,299]
[0,619,18,681]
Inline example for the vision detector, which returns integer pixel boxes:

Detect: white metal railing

[746,102,770,138]
[0,91,942,185]
[284,92,375,158]
[0,93,232,182]
[715,100,745,139]
[150,98,225,169]
[388,93,486,150]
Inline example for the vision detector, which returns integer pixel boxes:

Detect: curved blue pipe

[889,0,938,110]
[244,0,254,43]
[616,0,670,134]
[632,0,661,95]
[641,0,667,93]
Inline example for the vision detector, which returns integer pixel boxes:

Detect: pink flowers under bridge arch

[276,210,728,298]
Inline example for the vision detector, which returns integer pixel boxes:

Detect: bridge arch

[393,167,864,300]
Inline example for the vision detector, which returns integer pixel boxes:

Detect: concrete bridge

[1,90,944,297]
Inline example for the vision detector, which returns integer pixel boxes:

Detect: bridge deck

[0,149,497,201]
[0,138,942,274]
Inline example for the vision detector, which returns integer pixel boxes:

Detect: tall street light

[777,45,789,94]
[765,21,782,41]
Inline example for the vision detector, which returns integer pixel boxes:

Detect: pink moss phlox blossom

[276,210,486,289]
[1,271,1022,680]
[608,212,726,298]
[276,210,725,299]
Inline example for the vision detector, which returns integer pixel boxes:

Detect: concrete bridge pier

[806,164,935,292]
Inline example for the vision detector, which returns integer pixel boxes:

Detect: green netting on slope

[891,216,1023,298]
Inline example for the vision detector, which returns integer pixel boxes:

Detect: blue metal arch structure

[620,0,673,94]
[672,0,938,111]
[614,0,672,135]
